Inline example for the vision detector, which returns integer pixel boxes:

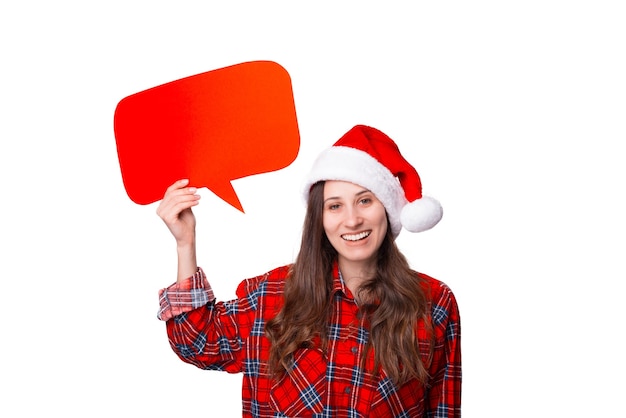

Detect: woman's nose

[343,206,363,227]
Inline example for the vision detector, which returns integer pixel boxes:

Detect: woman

[157,125,461,417]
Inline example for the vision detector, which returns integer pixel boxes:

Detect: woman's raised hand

[156,179,200,247]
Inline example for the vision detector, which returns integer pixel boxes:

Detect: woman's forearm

[176,240,198,283]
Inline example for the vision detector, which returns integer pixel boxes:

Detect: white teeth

[342,231,371,241]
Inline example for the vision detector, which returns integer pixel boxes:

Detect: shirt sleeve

[157,268,215,321]
[156,267,274,374]
[426,281,462,417]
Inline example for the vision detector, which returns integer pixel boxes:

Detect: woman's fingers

[165,178,191,194]
[156,179,200,225]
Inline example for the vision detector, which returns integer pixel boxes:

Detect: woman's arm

[156,179,201,282]
[427,282,462,417]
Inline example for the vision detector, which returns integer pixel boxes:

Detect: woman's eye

[328,203,340,210]
[359,197,372,205]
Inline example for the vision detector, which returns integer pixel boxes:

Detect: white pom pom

[400,196,443,233]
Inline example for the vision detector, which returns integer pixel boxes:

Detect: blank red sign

[114,60,300,211]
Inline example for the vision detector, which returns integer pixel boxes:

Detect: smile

[341,231,371,242]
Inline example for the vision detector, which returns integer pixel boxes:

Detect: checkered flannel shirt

[158,263,461,417]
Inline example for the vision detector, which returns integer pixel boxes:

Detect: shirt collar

[331,260,356,301]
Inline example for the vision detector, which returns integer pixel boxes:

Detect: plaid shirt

[158,264,461,417]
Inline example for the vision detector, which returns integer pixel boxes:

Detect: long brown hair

[265,181,433,386]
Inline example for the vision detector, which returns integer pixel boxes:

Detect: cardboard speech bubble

[113,60,300,212]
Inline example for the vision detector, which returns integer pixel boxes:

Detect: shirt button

[351,347,358,354]
[344,387,351,394]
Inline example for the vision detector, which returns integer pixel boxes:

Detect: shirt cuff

[157,267,215,321]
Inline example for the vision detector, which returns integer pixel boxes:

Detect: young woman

[157,125,462,417]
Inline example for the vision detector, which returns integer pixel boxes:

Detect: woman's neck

[338,258,375,298]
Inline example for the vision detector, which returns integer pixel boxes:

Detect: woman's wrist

[176,240,198,282]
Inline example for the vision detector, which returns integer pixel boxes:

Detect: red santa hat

[303,125,443,238]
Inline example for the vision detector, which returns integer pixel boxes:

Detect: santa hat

[303,125,443,238]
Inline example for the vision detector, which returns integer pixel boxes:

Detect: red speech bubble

[113,61,300,212]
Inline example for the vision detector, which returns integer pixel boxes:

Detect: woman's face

[322,180,388,271]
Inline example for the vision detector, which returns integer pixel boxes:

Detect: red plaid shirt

[158,263,461,417]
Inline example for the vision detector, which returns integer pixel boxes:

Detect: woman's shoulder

[415,271,458,306]
[414,270,461,325]
[235,264,292,298]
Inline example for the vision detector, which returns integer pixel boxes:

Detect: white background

[2,1,625,417]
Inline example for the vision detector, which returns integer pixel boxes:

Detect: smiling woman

[156,125,461,417]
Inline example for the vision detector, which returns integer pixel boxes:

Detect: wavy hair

[265,181,433,386]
